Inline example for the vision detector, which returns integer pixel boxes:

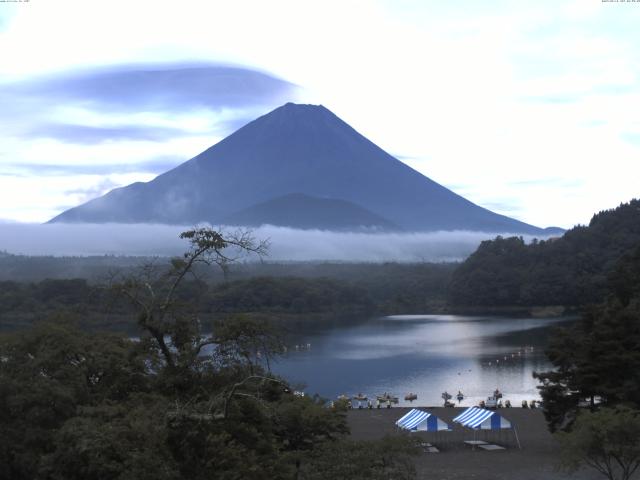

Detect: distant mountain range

[50,102,559,234]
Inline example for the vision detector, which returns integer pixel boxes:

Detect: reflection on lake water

[272,315,573,406]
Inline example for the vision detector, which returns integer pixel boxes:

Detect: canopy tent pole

[513,426,522,450]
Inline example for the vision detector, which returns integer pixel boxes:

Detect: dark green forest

[449,199,640,308]
[534,243,640,431]
[0,277,367,331]
[0,263,454,332]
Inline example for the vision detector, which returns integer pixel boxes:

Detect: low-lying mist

[0,223,548,262]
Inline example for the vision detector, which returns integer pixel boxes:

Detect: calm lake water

[272,315,572,407]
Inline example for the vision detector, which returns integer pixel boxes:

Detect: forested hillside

[0,262,454,331]
[449,199,640,307]
[535,244,640,431]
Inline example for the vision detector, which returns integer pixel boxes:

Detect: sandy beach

[347,407,601,480]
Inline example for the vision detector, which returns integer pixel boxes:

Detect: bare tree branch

[110,227,268,371]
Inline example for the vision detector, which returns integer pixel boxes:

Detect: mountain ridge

[50,102,550,234]
[221,193,399,231]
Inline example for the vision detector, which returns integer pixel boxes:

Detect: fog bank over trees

[0,223,548,262]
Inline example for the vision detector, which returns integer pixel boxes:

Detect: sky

[0,0,639,229]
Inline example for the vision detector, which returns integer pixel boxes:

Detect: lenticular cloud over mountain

[49,103,553,235]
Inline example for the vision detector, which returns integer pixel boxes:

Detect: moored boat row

[335,388,541,409]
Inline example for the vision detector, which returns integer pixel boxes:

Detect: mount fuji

[50,102,553,234]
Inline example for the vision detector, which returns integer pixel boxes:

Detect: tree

[212,314,284,374]
[273,394,350,479]
[299,435,419,480]
[0,322,151,480]
[557,407,640,480]
[0,228,356,479]
[41,398,181,480]
[534,316,603,432]
[112,227,268,372]
[609,246,640,307]
[534,247,640,431]
[449,199,640,308]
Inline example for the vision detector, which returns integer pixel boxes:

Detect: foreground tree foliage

[0,228,417,480]
[557,407,640,480]
[0,323,160,480]
[534,245,640,432]
[299,436,419,480]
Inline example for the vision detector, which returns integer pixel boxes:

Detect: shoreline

[441,305,579,318]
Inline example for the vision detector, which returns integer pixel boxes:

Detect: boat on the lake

[377,392,399,403]
[404,392,418,401]
[485,395,500,409]
[441,391,455,407]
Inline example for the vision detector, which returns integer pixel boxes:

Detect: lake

[272,314,572,407]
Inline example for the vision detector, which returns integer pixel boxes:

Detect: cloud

[508,178,585,189]
[521,95,581,105]
[480,201,522,214]
[0,63,298,146]
[64,179,122,203]
[0,5,16,31]
[2,63,297,115]
[24,124,191,144]
[622,132,640,146]
[1,156,185,177]
[0,223,550,261]
[0,62,300,221]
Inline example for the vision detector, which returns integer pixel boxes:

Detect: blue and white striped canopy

[396,409,451,432]
[453,407,512,430]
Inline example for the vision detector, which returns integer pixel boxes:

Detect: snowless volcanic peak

[50,103,545,234]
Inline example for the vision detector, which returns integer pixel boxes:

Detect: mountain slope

[221,193,399,230]
[50,102,546,233]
